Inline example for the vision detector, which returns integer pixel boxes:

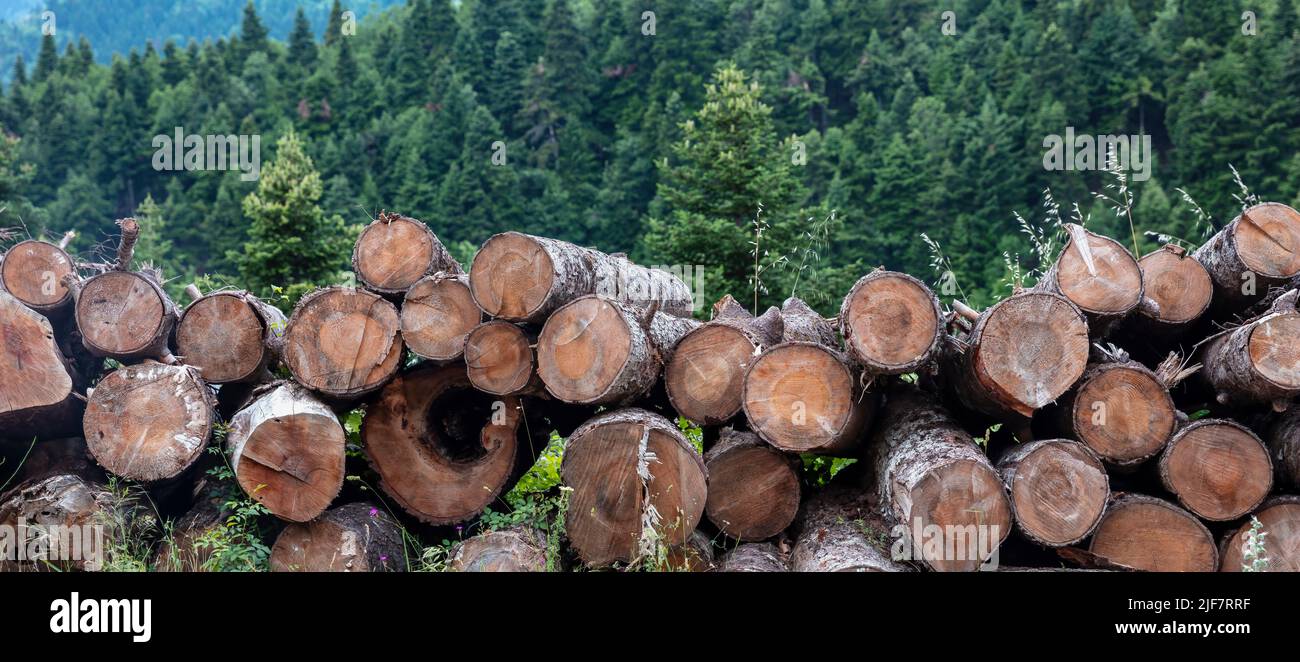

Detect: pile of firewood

[3,203,1300,572]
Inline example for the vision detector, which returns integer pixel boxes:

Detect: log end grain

[743,342,871,454]
[1089,494,1218,572]
[464,321,537,396]
[1219,497,1300,572]
[1246,313,1300,391]
[536,296,644,405]
[704,430,799,541]
[401,274,480,361]
[1234,202,1300,279]
[0,289,77,436]
[449,528,549,572]
[75,270,172,359]
[270,502,407,572]
[665,323,756,425]
[839,270,941,373]
[1137,246,1213,325]
[1053,228,1143,316]
[1160,420,1272,521]
[998,439,1108,547]
[973,292,1089,417]
[176,292,279,383]
[281,287,403,398]
[352,212,452,294]
[469,232,556,320]
[0,239,75,314]
[1072,363,1176,465]
[83,363,213,482]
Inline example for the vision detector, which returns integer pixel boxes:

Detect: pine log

[716,542,789,572]
[536,294,700,405]
[791,490,911,572]
[270,502,407,572]
[0,473,117,571]
[70,269,178,362]
[1194,202,1300,313]
[996,439,1108,547]
[1266,406,1300,489]
[0,289,82,439]
[743,297,875,454]
[1088,494,1218,572]
[463,320,542,396]
[1158,419,1272,521]
[559,408,707,567]
[449,527,549,572]
[0,238,76,318]
[362,363,525,525]
[1033,223,1143,329]
[1062,359,1177,466]
[1133,244,1213,333]
[869,386,1011,571]
[401,273,481,361]
[280,286,404,399]
[704,428,800,541]
[469,231,693,323]
[227,382,346,522]
[1199,290,1300,411]
[175,290,285,384]
[664,295,783,425]
[1219,496,1300,572]
[838,269,942,374]
[351,211,461,296]
[83,362,214,482]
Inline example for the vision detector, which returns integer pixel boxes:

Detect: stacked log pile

[4,201,1300,573]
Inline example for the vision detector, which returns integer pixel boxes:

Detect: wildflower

[369,507,378,518]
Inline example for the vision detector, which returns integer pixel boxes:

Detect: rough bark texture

[1089,493,1219,572]
[1266,406,1300,489]
[351,211,461,296]
[401,272,481,361]
[0,238,76,318]
[997,439,1108,547]
[665,295,783,425]
[1032,224,1143,331]
[0,473,118,571]
[71,269,178,362]
[449,527,549,572]
[704,428,800,541]
[280,286,404,399]
[1199,291,1300,410]
[1219,496,1300,572]
[1158,419,1272,521]
[464,320,543,396]
[716,542,789,572]
[270,502,407,572]
[1132,244,1213,333]
[1062,360,1177,467]
[791,489,911,572]
[175,290,285,384]
[0,289,83,439]
[838,269,942,374]
[1194,202,1300,314]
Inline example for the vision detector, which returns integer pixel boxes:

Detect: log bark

[361,363,526,525]
[1199,290,1300,411]
[664,295,783,425]
[704,428,800,541]
[280,286,404,399]
[869,386,1011,572]
[270,502,407,572]
[1033,223,1143,330]
[83,361,214,482]
[1158,419,1272,521]
[1219,496,1300,572]
[838,269,942,374]
[449,527,549,572]
[175,290,285,384]
[469,231,694,322]
[1062,359,1177,466]
[463,320,543,396]
[400,272,481,361]
[1194,202,1300,314]
[996,439,1108,547]
[0,473,117,571]
[0,289,83,440]
[1266,406,1300,489]
[227,382,346,522]
[716,542,789,572]
[559,408,707,567]
[536,294,700,405]
[0,238,76,318]
[351,211,461,296]
[1088,494,1218,572]
[791,489,911,572]
[1132,244,1213,333]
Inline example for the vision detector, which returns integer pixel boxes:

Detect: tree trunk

[1033,223,1143,332]
[175,290,285,384]
[716,542,789,572]
[0,238,76,319]
[1088,494,1218,572]
[1266,406,1300,489]
[664,295,783,425]
[83,362,214,482]
[1158,419,1272,521]
[838,269,942,375]
[361,363,526,525]
[70,268,178,362]
[280,286,404,399]
[449,527,549,572]
[996,439,1108,547]
[536,295,699,405]
[869,386,1011,571]
[1060,359,1178,467]
[400,272,481,361]
[1132,244,1213,333]
[227,382,346,522]
[791,489,911,572]
[0,473,118,571]
[1219,496,1300,572]
[270,502,407,572]
[351,211,461,296]
[559,408,707,567]
[704,428,800,541]
[1199,290,1300,411]
[0,289,82,440]
[463,320,543,396]
[1194,202,1300,314]
[469,231,694,323]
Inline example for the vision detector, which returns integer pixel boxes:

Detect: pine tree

[325,0,347,47]
[239,1,270,61]
[34,34,58,82]
[486,31,526,135]
[435,105,522,243]
[288,8,318,71]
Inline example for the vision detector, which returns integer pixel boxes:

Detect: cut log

[449,527,549,572]
[743,297,875,454]
[0,473,117,571]
[0,238,76,318]
[362,363,525,525]
[1194,202,1300,313]
[83,362,214,482]
[401,273,481,361]
[1266,406,1300,489]
[942,291,1090,419]
[1219,496,1300,572]
[536,295,700,405]
[996,439,1108,547]
[156,486,226,572]
[463,320,542,396]
[661,529,715,571]
[869,386,1011,571]
[270,502,407,572]
[0,289,82,440]
[838,269,942,374]
[1133,244,1213,332]
[469,231,693,323]
[1033,223,1143,329]
[704,428,800,541]
[1089,494,1218,572]
[559,408,707,567]
[1199,290,1300,410]
[1063,359,1177,466]
[227,382,346,523]
[664,295,783,425]
[175,290,285,384]
[791,490,911,572]
[70,268,178,362]
[716,542,789,572]
[351,211,461,296]
[280,286,404,399]
[1158,419,1272,521]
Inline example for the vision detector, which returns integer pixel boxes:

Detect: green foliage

[1241,516,1270,572]
[800,454,858,487]
[676,416,704,455]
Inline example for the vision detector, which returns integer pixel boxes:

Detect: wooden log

[716,542,789,572]
[362,363,525,525]
[155,485,226,572]
[0,289,82,440]
[449,527,549,572]
[351,211,461,296]
[175,289,285,384]
[743,297,875,454]
[1033,223,1143,329]
[838,269,943,374]
[1266,406,1300,489]
[559,408,707,567]
[1219,496,1300,572]
[1133,244,1213,333]
[83,362,214,482]
[0,238,76,318]
[869,386,1011,571]
[0,473,116,571]
[791,490,910,572]
[1062,359,1177,466]
[463,320,542,396]
[227,382,346,522]
[941,291,1090,419]
[1158,419,1272,521]
[270,502,407,572]
[469,231,693,323]
[1194,202,1300,313]
[704,428,800,541]
[401,272,481,361]
[664,295,783,425]
[280,286,404,399]
[1199,290,1300,411]
[536,294,700,405]
[662,529,715,571]
[1089,494,1219,571]
[996,439,1108,547]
